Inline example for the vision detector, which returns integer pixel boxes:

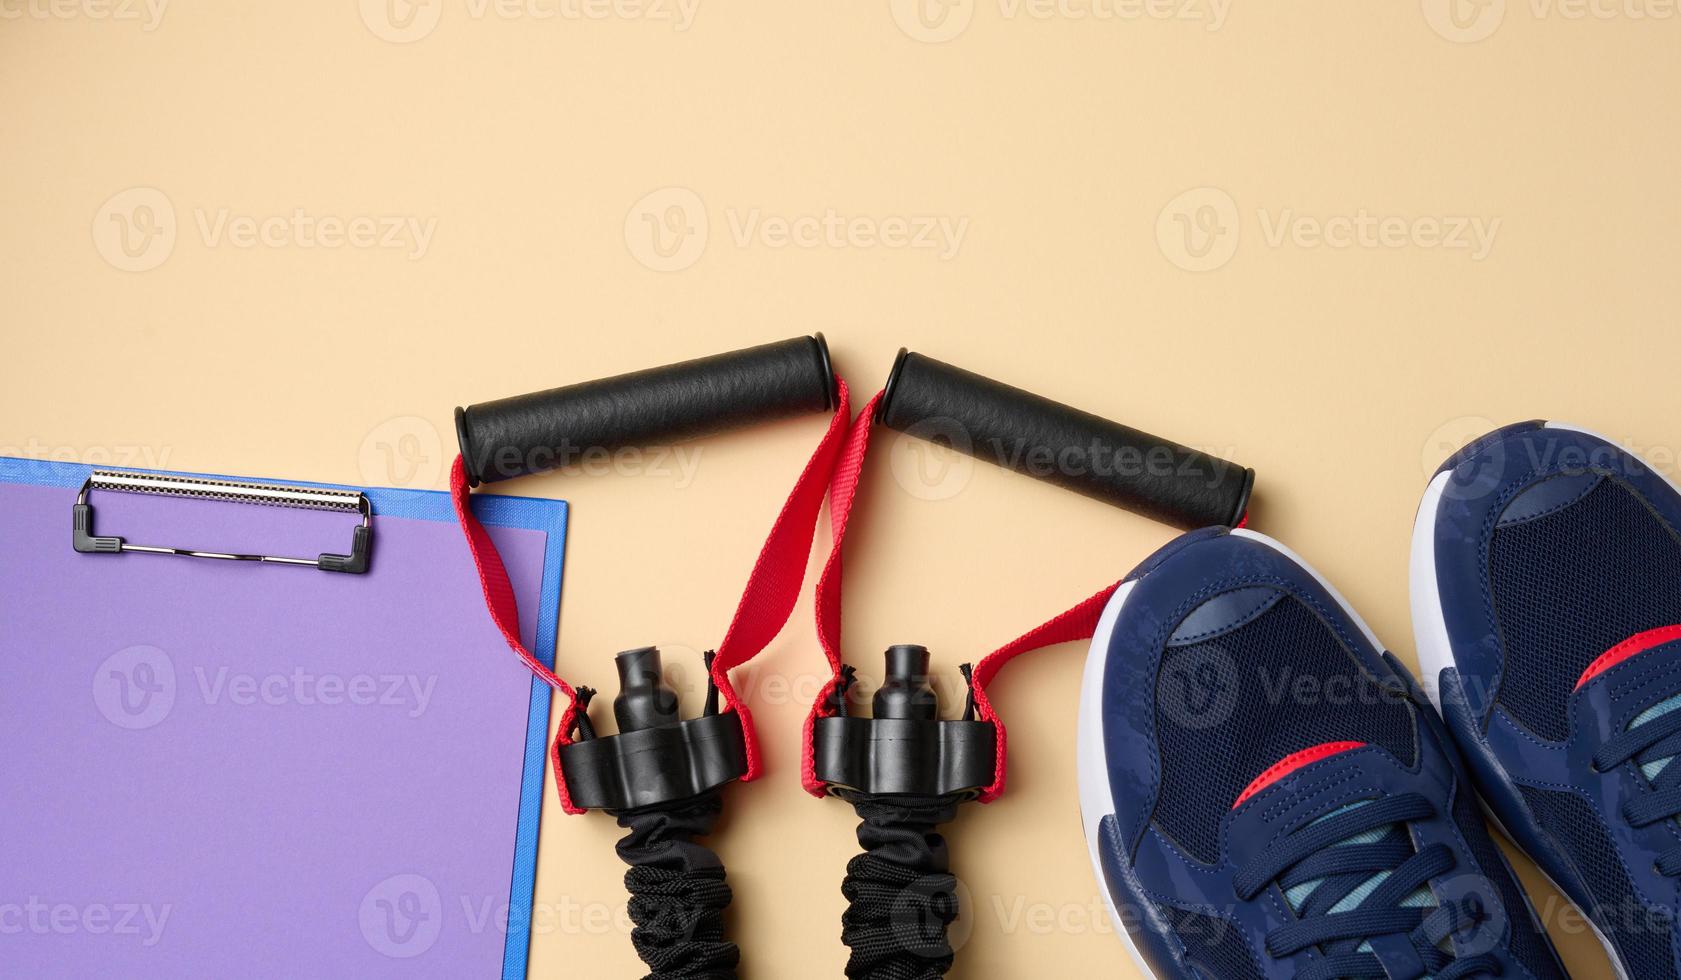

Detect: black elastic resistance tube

[456,333,837,485]
[837,791,964,980]
[876,349,1253,529]
[615,789,739,980]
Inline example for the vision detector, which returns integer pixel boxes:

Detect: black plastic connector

[317,524,372,574]
[812,645,997,798]
[72,503,123,554]
[557,647,749,811]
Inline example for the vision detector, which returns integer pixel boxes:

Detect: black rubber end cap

[453,406,481,488]
[874,347,912,425]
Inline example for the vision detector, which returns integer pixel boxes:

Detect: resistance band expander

[450,335,848,980]
[802,349,1255,979]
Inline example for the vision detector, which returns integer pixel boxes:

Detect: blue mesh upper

[1159,904,1264,980]
[1489,477,1681,742]
[1151,593,1418,865]
[1450,782,1562,979]
[1518,785,1678,980]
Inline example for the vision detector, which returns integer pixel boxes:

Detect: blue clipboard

[0,456,565,978]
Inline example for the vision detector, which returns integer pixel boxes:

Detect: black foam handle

[875,350,1253,529]
[456,334,837,485]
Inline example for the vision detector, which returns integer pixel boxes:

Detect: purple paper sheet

[1,478,548,976]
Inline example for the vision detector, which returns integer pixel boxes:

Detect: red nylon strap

[453,379,852,815]
[967,580,1119,801]
[800,389,1121,803]
[800,392,880,796]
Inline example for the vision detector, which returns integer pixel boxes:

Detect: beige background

[4,1,1677,975]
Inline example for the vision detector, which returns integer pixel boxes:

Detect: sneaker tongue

[1236,742,1439,955]
[1279,801,1439,954]
[1632,693,1681,781]
[1580,628,1681,781]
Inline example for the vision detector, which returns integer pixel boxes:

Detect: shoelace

[1232,793,1503,980]
[1593,691,1681,876]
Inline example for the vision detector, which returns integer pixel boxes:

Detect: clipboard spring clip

[73,469,373,574]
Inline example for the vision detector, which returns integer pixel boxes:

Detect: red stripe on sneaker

[1575,625,1681,691]
[1232,741,1367,809]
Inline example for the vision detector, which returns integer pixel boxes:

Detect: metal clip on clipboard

[72,469,373,574]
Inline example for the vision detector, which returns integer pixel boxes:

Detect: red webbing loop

[709,379,853,784]
[967,581,1118,802]
[800,391,882,796]
[453,380,852,815]
[800,389,1122,803]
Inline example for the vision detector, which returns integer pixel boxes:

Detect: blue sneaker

[1413,420,1681,980]
[1078,527,1566,979]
